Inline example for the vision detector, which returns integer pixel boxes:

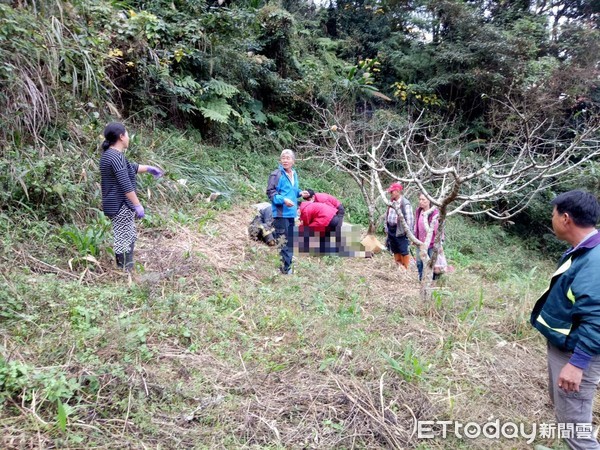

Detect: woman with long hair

[100,122,163,271]
[414,193,441,281]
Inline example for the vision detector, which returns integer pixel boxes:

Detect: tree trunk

[367,200,377,234]
[418,245,435,301]
[419,277,434,302]
[367,222,376,235]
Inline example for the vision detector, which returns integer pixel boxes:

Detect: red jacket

[299,201,337,232]
[314,192,341,210]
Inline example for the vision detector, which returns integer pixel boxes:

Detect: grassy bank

[1,129,565,449]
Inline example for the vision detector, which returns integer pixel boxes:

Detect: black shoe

[115,253,125,269]
[124,243,135,272]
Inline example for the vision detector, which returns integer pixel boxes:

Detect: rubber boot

[115,253,125,269]
[124,242,135,272]
[401,254,410,269]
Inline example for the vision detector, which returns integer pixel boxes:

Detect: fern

[206,79,239,99]
[249,99,267,124]
[199,98,233,123]
[178,103,199,113]
[175,75,203,92]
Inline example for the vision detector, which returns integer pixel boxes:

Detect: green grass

[0,126,565,449]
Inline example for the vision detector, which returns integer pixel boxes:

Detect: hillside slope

[1,203,563,449]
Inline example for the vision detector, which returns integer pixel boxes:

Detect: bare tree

[304,96,600,300]
[302,104,401,234]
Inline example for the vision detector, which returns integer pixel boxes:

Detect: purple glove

[134,204,145,218]
[146,166,164,178]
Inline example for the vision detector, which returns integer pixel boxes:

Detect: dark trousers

[322,215,342,254]
[416,247,439,281]
[273,217,294,273]
[387,225,409,256]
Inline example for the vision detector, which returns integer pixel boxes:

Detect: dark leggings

[416,247,440,281]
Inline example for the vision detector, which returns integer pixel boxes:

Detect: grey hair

[280,149,295,160]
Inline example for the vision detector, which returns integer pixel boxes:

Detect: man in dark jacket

[530,190,600,450]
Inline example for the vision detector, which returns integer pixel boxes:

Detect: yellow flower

[125,61,135,67]
[108,48,124,58]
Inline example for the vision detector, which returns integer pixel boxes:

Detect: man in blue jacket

[266,149,307,274]
[531,190,600,450]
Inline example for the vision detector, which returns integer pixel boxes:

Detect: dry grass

[0,205,574,449]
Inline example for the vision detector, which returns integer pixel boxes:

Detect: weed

[0,358,80,407]
[313,292,329,315]
[58,214,111,259]
[197,210,217,232]
[337,293,361,325]
[381,342,427,382]
[70,305,98,332]
[208,293,241,313]
[322,418,344,431]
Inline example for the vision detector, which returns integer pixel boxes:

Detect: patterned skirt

[111,204,136,254]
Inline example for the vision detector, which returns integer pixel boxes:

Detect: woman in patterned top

[100,122,163,271]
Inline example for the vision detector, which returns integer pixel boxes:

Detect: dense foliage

[0,0,598,241]
[1,2,599,446]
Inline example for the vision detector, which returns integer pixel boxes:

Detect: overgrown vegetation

[1,0,599,447]
[1,0,598,233]
[1,196,561,448]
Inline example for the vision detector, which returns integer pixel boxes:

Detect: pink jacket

[414,207,439,248]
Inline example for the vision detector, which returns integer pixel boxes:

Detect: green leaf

[57,400,67,431]
[174,75,202,91]
[346,66,357,80]
[249,100,267,124]
[178,103,200,113]
[199,98,233,123]
[206,79,239,99]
